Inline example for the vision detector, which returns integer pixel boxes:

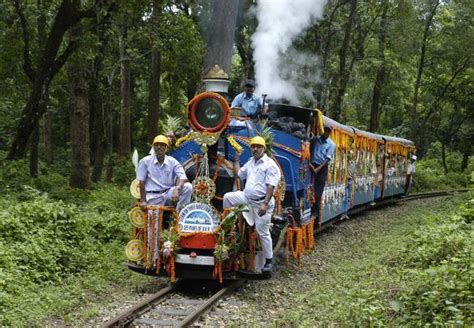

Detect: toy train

[125,91,415,282]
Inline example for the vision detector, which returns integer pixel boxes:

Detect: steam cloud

[252,0,327,104]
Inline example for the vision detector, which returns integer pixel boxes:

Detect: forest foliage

[0,0,472,186]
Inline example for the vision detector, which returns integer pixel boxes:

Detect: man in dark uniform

[310,126,336,224]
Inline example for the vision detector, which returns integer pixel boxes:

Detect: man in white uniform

[223,136,281,273]
[137,135,192,209]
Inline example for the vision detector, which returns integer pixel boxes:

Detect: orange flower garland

[170,255,175,283]
[286,227,304,267]
[143,210,148,267]
[149,215,155,270]
[301,140,311,161]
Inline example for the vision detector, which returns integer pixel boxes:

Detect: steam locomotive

[125,90,415,282]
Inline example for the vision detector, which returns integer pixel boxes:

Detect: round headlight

[188,92,230,133]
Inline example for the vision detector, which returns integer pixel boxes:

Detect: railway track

[102,279,244,327]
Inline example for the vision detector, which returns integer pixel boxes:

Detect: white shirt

[239,154,281,200]
[407,163,416,174]
[136,154,187,192]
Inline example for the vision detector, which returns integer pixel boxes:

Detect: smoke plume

[252,0,327,104]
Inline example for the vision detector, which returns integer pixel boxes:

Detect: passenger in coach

[223,136,281,273]
[341,149,356,220]
[137,135,193,210]
[405,154,416,193]
[310,126,336,221]
[231,79,267,118]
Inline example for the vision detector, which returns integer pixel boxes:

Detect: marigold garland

[175,133,192,147]
[156,210,164,273]
[143,210,148,267]
[286,227,304,267]
[300,140,311,161]
[170,255,175,283]
[150,215,155,269]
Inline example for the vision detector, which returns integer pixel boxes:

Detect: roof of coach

[352,127,385,142]
[382,135,415,147]
[322,115,354,135]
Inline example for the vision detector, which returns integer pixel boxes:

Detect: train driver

[310,126,336,222]
[137,135,193,210]
[231,79,268,119]
[223,136,281,273]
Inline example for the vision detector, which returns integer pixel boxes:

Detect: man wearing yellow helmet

[223,135,281,273]
[137,135,192,209]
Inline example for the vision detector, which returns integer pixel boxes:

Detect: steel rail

[176,279,244,327]
[101,282,178,327]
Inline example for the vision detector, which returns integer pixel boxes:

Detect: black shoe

[262,262,273,273]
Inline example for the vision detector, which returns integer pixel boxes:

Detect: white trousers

[147,182,193,209]
[223,191,274,259]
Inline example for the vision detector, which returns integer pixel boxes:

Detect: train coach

[125,90,415,283]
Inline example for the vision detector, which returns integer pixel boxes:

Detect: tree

[369,0,389,132]
[330,0,357,121]
[118,14,132,157]
[68,22,90,188]
[7,0,110,161]
[409,0,441,141]
[147,0,164,143]
[202,0,240,76]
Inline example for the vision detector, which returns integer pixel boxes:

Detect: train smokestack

[203,64,231,94]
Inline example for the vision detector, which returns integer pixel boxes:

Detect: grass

[278,195,469,326]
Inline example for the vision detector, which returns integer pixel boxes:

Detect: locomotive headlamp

[187,92,230,133]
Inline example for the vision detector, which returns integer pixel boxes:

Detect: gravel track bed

[65,197,450,327]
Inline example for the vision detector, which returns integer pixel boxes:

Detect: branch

[12,0,36,81]
[421,58,470,126]
[51,39,79,76]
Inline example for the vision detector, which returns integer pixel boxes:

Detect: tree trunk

[89,4,116,182]
[410,0,440,139]
[441,142,448,175]
[203,0,240,75]
[118,22,131,157]
[147,0,163,143]
[461,152,469,171]
[29,123,39,177]
[8,0,94,160]
[68,23,91,189]
[89,27,106,183]
[38,0,53,166]
[331,0,357,121]
[105,80,115,182]
[43,111,53,164]
[317,0,344,111]
[90,70,106,182]
[369,1,388,132]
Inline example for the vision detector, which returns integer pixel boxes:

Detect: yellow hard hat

[153,135,169,146]
[250,136,266,148]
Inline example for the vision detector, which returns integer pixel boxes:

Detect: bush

[413,159,470,191]
[0,183,133,326]
[393,193,473,325]
[108,155,136,185]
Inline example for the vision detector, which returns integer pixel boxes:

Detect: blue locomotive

[125,90,415,282]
